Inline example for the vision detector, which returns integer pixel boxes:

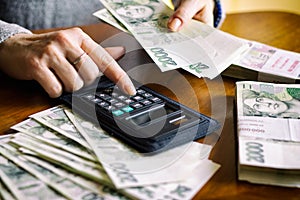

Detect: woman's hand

[168,0,214,32]
[0,27,136,98]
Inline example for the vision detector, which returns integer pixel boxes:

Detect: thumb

[168,0,205,32]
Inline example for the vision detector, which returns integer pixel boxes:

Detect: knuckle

[43,43,56,56]
[114,72,126,84]
[54,30,70,44]
[27,56,42,71]
[70,27,84,35]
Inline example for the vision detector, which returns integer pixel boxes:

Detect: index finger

[81,33,136,95]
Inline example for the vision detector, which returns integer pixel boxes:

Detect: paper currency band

[213,0,226,28]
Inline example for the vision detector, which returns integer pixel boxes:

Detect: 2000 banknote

[99,0,247,78]
[236,81,300,142]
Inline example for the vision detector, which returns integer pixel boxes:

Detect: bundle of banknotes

[0,105,220,199]
[94,0,249,79]
[236,81,300,187]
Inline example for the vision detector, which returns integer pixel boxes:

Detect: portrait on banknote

[242,87,300,118]
[115,2,155,25]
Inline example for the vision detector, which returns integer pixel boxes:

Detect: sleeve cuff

[213,0,226,28]
[0,21,32,44]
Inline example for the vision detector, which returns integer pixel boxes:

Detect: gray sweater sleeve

[0,20,32,44]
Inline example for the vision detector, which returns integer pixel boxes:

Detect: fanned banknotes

[97,0,248,78]
[0,106,220,199]
[236,81,300,187]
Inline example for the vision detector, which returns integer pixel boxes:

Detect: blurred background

[165,0,300,14]
[222,0,300,14]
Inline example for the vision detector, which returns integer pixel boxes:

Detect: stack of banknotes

[0,105,220,199]
[236,81,300,187]
[94,0,249,79]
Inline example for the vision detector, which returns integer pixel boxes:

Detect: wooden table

[1,11,300,199]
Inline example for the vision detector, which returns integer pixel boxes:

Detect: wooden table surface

[1,11,300,199]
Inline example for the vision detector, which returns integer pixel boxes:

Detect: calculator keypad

[82,86,163,117]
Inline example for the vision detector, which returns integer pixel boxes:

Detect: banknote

[99,0,218,74]
[20,138,220,200]
[236,81,300,141]
[0,180,16,200]
[96,1,248,78]
[20,106,204,188]
[0,151,64,200]
[1,107,221,199]
[0,143,109,200]
[23,154,132,200]
[93,9,129,33]
[123,159,220,200]
[233,41,300,81]
[238,136,300,188]
[236,81,300,187]
[238,136,300,169]
[157,160,220,200]
[65,109,213,188]
[29,105,91,149]
[11,118,96,161]
[10,133,113,186]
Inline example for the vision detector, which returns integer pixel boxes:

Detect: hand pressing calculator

[61,76,220,153]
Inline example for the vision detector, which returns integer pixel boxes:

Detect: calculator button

[104,105,115,112]
[131,102,143,109]
[91,98,102,104]
[149,97,163,103]
[132,95,144,101]
[114,102,125,108]
[122,106,134,113]
[118,95,128,101]
[112,110,124,116]
[97,93,111,101]
[143,93,153,98]
[137,89,146,94]
[98,101,109,107]
[108,98,118,104]
[140,99,152,106]
[124,99,135,104]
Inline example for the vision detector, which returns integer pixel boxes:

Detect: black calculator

[61,76,220,153]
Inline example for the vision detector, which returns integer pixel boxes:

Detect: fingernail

[169,18,182,31]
